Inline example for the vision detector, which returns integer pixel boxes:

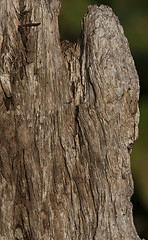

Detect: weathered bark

[0,1,140,239]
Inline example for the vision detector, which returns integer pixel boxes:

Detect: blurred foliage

[59,0,90,41]
[59,0,148,238]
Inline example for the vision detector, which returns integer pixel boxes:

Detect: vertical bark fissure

[22,148,31,202]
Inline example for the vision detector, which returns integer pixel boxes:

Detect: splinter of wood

[18,23,41,28]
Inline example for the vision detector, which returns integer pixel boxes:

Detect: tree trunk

[0,1,140,239]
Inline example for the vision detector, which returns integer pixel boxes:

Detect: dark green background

[59,0,148,238]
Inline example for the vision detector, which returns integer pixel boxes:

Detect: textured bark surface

[0,1,140,240]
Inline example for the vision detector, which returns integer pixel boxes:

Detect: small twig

[18,23,41,28]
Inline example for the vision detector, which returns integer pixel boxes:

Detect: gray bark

[0,1,140,240]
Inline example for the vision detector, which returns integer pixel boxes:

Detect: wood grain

[0,1,140,239]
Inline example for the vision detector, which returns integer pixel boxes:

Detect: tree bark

[0,1,140,240]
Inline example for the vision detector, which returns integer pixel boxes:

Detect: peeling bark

[0,1,140,240]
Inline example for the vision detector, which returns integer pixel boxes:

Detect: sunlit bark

[0,1,140,239]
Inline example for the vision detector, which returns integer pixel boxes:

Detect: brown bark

[0,1,140,239]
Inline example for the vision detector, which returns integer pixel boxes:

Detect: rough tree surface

[0,1,140,240]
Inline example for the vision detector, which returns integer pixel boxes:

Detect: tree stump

[0,1,140,239]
